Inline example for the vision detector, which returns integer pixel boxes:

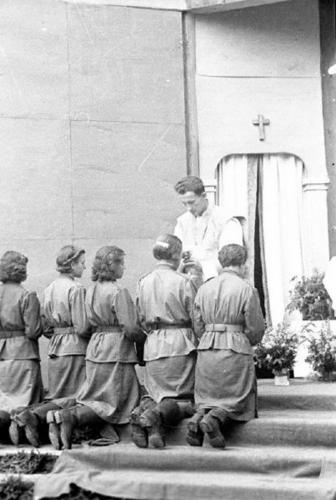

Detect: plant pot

[273,369,290,386]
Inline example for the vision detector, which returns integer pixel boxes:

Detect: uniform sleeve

[184,277,198,319]
[115,288,146,343]
[69,285,91,337]
[41,308,54,339]
[22,292,43,339]
[243,288,265,346]
[219,217,243,248]
[192,291,206,339]
[135,280,145,330]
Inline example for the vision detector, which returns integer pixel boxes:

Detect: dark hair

[153,234,182,261]
[218,244,247,268]
[91,246,125,282]
[174,176,205,196]
[0,251,28,283]
[56,245,85,274]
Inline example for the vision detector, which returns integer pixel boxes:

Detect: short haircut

[153,234,182,261]
[218,244,247,268]
[174,176,205,196]
[0,251,28,283]
[91,246,125,282]
[56,245,85,274]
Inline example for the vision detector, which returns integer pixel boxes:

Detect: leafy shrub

[304,321,336,380]
[286,271,334,320]
[255,323,298,373]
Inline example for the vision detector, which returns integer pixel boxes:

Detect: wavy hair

[218,244,247,268]
[91,246,125,282]
[0,251,28,283]
[56,245,85,274]
[174,176,205,196]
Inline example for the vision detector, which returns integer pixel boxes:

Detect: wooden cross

[252,114,270,141]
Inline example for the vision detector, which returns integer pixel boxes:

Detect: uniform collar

[156,262,176,270]
[221,268,242,277]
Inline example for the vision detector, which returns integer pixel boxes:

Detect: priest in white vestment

[174,176,244,281]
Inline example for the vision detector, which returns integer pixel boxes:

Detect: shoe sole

[186,431,203,447]
[48,423,61,450]
[131,424,148,448]
[24,426,40,448]
[8,422,20,446]
[148,435,165,449]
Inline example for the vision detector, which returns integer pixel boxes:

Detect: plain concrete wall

[0,0,187,385]
[0,0,187,296]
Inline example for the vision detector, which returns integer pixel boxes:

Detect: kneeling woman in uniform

[9,245,90,446]
[187,244,265,448]
[47,245,145,449]
[131,234,197,449]
[0,251,43,439]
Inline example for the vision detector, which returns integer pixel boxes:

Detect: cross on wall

[252,114,270,141]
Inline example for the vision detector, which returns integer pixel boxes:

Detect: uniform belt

[0,330,25,339]
[96,325,122,333]
[53,326,75,335]
[149,322,192,330]
[205,324,244,333]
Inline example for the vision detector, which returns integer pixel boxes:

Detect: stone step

[32,444,336,500]
[258,379,336,411]
[54,443,336,476]
[166,410,336,448]
[34,469,336,500]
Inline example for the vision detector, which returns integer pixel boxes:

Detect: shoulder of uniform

[197,276,216,293]
[72,280,85,290]
[239,278,256,293]
[175,270,191,281]
[115,282,131,295]
[20,287,36,301]
[137,271,152,284]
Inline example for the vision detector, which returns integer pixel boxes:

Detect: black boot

[46,411,61,450]
[199,411,226,449]
[130,407,148,448]
[131,397,156,448]
[14,410,40,448]
[139,399,187,449]
[186,409,205,447]
[56,405,104,449]
[139,408,165,449]
[54,408,77,450]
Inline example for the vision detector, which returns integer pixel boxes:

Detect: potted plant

[303,321,336,381]
[286,271,335,377]
[286,271,334,321]
[255,323,299,385]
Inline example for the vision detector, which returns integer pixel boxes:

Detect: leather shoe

[16,410,40,448]
[140,409,165,449]
[55,409,76,449]
[130,410,148,448]
[9,420,21,446]
[46,411,61,450]
[199,414,226,449]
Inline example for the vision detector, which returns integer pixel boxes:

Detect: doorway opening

[216,153,305,326]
